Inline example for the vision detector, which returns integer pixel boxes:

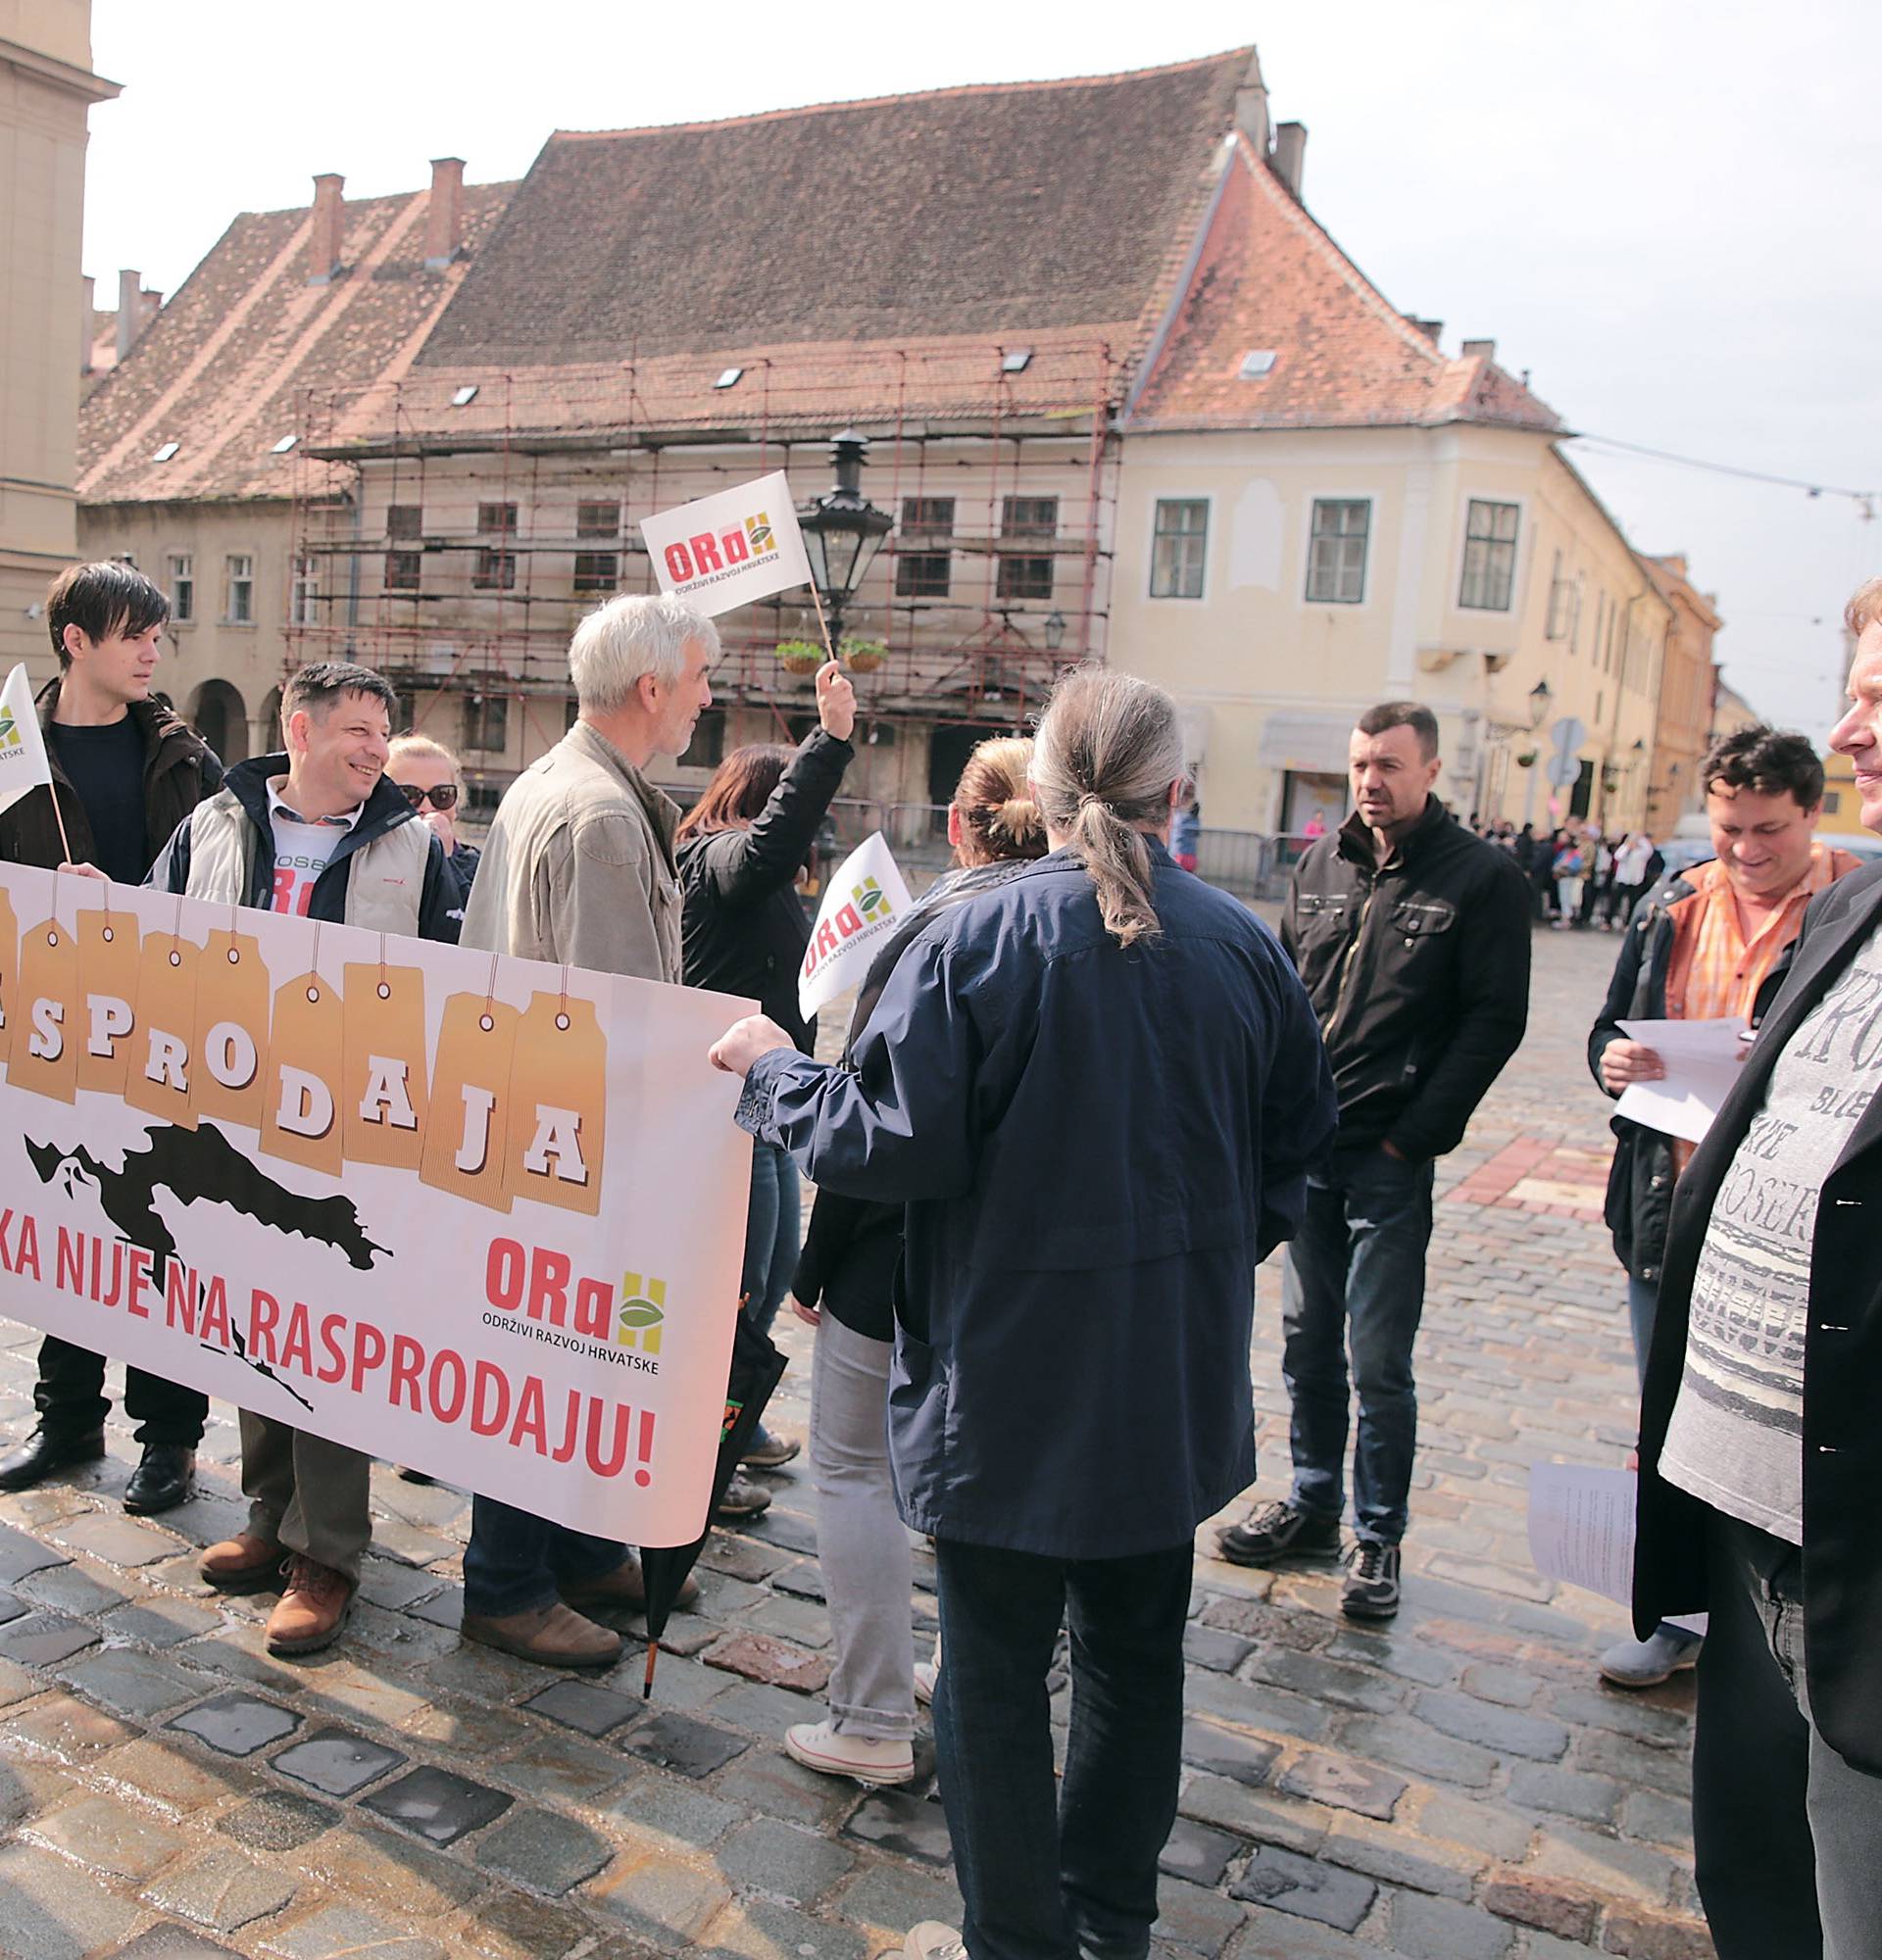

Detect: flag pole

[806,582,837,664]
[49,792,74,870]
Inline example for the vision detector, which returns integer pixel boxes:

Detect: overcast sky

[81,0,1880,745]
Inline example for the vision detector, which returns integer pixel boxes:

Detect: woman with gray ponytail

[710,667,1337,1960]
[1030,665,1187,948]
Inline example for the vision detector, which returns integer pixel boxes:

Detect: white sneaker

[913,1658,938,1706]
[904,1924,966,1960]
[784,1718,915,1786]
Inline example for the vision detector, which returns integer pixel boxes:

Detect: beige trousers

[239,1411,371,1581]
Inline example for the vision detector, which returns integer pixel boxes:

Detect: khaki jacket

[463,719,681,982]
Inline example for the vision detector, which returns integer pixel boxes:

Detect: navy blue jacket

[739,843,1337,1558]
[148,754,462,942]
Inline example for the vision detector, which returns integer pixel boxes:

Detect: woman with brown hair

[779,736,1047,1788]
[677,661,857,1497]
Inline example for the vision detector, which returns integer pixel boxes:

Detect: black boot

[0,1427,106,1493]
[124,1443,196,1515]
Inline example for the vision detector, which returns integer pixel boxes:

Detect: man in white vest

[147,660,460,1655]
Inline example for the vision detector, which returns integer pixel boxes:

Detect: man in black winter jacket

[1218,701,1531,1619]
[0,563,223,1517]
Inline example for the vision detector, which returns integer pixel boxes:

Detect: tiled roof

[416,50,1252,374]
[77,179,516,504]
[1126,135,1563,435]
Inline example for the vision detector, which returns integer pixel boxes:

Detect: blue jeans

[1281,1144,1436,1545]
[462,1495,624,1618]
[1626,1271,1659,1391]
[931,1536,1191,1960]
[1694,1510,1882,1959]
[741,1141,801,1342]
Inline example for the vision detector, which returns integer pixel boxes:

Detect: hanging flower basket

[841,637,887,673]
[775,640,822,676]
[1514,748,1539,769]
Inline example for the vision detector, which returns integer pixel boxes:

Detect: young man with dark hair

[1591,722,1858,1688]
[0,563,223,1515]
[149,659,460,1656]
[1216,698,1532,1618]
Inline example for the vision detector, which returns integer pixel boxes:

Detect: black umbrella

[637,1304,787,1695]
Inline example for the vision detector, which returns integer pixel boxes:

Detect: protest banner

[799,832,914,1021]
[639,472,814,619]
[0,863,753,1547]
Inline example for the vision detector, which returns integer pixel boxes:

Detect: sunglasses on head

[398,782,460,811]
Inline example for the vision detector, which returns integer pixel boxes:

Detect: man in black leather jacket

[1218,701,1530,1619]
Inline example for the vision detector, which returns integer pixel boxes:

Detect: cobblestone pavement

[0,923,1715,1960]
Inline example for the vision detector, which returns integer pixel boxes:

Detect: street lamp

[1527,677,1553,729]
[795,429,895,650]
[1044,610,1067,652]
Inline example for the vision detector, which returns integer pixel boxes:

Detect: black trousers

[930,1536,1192,1960]
[1693,1509,1882,1959]
[33,1335,206,1447]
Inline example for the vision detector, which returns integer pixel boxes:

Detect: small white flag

[639,471,814,617]
[0,665,54,818]
[799,833,915,1021]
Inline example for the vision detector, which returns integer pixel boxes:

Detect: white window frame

[166,552,193,623]
[1302,494,1374,608]
[1456,497,1522,612]
[289,554,319,627]
[224,554,255,625]
[1147,495,1212,602]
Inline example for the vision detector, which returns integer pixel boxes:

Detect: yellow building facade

[0,0,116,673]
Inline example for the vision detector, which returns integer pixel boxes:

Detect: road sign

[1550,716,1588,756]
[1546,754,1583,789]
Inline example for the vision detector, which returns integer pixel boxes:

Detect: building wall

[0,1,114,677]
[1109,425,1668,834]
[1642,558,1720,837]
[76,497,295,758]
[1818,751,1868,838]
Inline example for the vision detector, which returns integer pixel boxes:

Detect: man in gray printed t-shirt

[1657,945,1882,1541]
[1633,575,1882,1960]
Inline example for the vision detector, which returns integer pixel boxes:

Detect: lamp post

[1522,677,1552,827]
[794,429,896,654]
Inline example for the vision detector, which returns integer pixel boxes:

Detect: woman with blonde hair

[781,735,1046,1788]
[386,731,480,896]
[710,668,1335,1960]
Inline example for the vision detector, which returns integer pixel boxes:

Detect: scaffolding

[280,338,1126,795]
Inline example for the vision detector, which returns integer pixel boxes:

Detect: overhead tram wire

[1565,432,1877,514]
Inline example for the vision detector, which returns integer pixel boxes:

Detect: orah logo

[853,876,890,921]
[618,1272,667,1356]
[0,710,20,751]
[659,509,780,586]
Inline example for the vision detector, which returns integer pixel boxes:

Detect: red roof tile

[77,179,517,504]
[1126,135,1562,434]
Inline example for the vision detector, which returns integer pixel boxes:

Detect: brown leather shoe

[265,1554,354,1655]
[461,1601,622,1669]
[199,1531,283,1594]
[560,1556,700,1616]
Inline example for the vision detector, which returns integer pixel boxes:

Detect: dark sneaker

[1340,1540,1402,1620]
[1215,1498,1341,1567]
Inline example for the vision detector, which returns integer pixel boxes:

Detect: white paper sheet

[1527,1461,1705,1632]
[1612,1015,1749,1144]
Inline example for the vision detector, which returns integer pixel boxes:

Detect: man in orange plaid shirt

[1588,726,1860,1687]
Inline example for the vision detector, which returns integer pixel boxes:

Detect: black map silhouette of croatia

[25,1122,386,1272]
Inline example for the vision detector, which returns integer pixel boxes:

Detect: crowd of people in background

[5,559,1882,1959]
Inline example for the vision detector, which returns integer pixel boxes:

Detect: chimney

[307,173,345,285]
[1403,316,1444,345]
[1271,122,1308,199]
[423,156,467,270]
[1461,338,1497,364]
[141,288,163,334]
[1233,49,1269,155]
[115,269,144,364]
[81,273,95,373]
